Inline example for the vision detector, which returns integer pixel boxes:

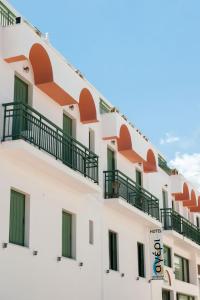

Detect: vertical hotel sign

[150,228,164,280]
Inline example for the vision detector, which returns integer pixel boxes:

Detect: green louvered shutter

[9,190,25,246]
[63,114,73,167]
[14,76,28,104]
[13,76,29,138]
[62,211,72,258]
[136,170,142,187]
[107,148,115,171]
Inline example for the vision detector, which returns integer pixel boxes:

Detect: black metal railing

[104,170,160,220]
[161,208,200,245]
[0,1,16,26]
[2,102,99,183]
[158,155,172,175]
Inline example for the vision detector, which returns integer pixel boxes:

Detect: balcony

[158,155,172,175]
[0,1,16,26]
[161,208,200,246]
[2,102,99,183]
[104,170,160,220]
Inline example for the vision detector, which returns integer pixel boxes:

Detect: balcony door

[107,148,116,197]
[13,76,29,139]
[134,169,143,208]
[107,148,115,171]
[63,114,75,168]
[14,76,28,105]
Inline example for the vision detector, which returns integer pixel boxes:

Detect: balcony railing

[158,155,172,175]
[2,102,99,183]
[161,208,200,245]
[0,1,16,26]
[104,170,160,220]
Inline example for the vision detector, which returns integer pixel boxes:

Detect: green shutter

[107,148,115,171]
[62,211,72,258]
[62,114,74,167]
[136,170,142,186]
[13,76,29,138]
[63,114,72,137]
[9,190,25,246]
[14,76,28,104]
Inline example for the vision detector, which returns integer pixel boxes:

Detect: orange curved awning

[79,88,98,123]
[5,43,77,106]
[117,125,144,163]
[103,124,144,163]
[143,149,157,173]
[172,182,190,201]
[190,197,200,212]
[183,190,197,207]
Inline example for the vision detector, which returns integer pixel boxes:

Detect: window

[162,190,168,209]
[107,148,115,171]
[99,99,111,114]
[89,129,95,152]
[176,294,194,300]
[163,245,171,267]
[109,231,118,271]
[9,190,26,246]
[137,242,145,278]
[62,211,75,259]
[162,290,171,300]
[172,200,175,210]
[174,254,189,283]
[198,264,200,276]
[89,220,94,245]
[136,169,142,187]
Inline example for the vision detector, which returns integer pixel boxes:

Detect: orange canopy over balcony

[103,124,144,163]
[117,125,144,163]
[190,197,200,212]
[5,43,77,106]
[172,182,190,201]
[143,149,157,173]
[183,190,197,208]
[79,88,98,124]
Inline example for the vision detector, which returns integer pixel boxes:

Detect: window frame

[174,254,189,283]
[62,210,76,259]
[109,230,119,271]
[163,245,172,268]
[137,242,145,278]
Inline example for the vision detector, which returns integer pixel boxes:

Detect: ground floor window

[9,189,26,246]
[137,242,145,278]
[174,254,189,283]
[62,211,75,259]
[162,289,171,300]
[176,293,194,300]
[109,230,118,271]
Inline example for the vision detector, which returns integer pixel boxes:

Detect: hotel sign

[150,228,164,280]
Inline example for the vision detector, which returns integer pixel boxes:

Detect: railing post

[84,149,86,177]
[55,128,58,160]
[38,115,42,150]
[18,103,23,139]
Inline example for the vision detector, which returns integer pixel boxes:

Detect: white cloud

[160,133,180,145]
[170,153,200,190]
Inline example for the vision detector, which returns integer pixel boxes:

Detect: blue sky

[9,0,200,179]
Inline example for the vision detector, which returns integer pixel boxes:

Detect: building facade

[0,1,200,299]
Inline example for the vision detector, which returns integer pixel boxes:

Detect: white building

[0,1,200,300]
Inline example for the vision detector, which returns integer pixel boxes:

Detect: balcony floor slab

[0,140,101,194]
